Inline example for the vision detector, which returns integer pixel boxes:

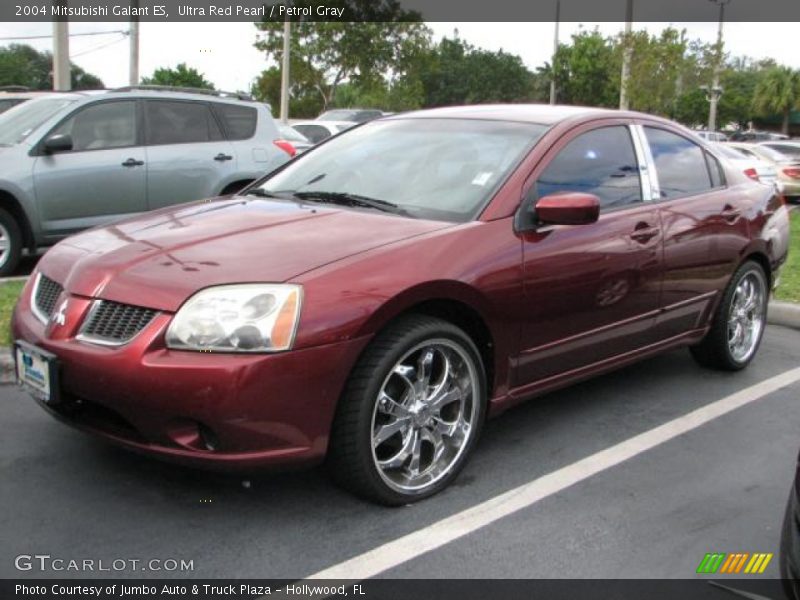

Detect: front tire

[0,208,22,277]
[690,260,768,371]
[327,315,487,505]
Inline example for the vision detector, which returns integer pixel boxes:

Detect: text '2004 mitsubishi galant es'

[13,105,790,505]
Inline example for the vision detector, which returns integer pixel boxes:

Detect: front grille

[79,300,157,345]
[34,274,63,319]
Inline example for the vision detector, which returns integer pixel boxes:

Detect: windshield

[257,118,547,222]
[0,97,77,145]
[279,124,310,143]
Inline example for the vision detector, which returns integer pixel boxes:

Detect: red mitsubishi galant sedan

[13,105,790,504]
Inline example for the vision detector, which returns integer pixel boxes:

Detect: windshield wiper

[243,188,290,199]
[290,191,410,216]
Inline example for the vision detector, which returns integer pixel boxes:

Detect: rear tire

[690,260,768,371]
[327,315,487,505]
[0,207,22,277]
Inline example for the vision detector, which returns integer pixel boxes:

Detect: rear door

[32,99,146,239]
[515,122,664,386]
[143,99,237,209]
[640,124,749,338]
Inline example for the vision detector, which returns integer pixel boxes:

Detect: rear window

[213,103,257,140]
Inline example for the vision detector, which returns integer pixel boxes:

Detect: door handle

[121,158,144,167]
[721,204,741,222]
[630,223,660,243]
[214,153,233,162]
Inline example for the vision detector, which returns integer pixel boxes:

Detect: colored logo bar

[697,553,773,574]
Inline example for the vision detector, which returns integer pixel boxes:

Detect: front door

[515,123,663,386]
[32,99,146,241]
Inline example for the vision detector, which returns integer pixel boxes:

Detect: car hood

[43,197,452,312]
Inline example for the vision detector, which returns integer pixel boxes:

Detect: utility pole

[129,0,139,85]
[549,0,560,105]
[619,0,633,110]
[279,18,290,123]
[707,0,730,132]
[52,1,70,91]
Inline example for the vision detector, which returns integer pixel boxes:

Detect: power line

[0,30,129,41]
[70,33,129,58]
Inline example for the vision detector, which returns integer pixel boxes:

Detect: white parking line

[306,366,800,581]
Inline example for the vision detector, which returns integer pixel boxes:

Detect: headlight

[165,284,302,353]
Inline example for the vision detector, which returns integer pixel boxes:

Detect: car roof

[0,91,85,100]
[387,103,631,125]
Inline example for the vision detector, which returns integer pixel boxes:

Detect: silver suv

[0,87,291,275]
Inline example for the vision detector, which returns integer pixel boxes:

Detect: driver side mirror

[43,133,73,154]
[534,192,600,226]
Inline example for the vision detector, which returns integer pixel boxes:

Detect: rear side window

[644,127,712,199]
[537,126,642,210]
[144,100,222,145]
[52,100,137,151]
[213,103,257,140]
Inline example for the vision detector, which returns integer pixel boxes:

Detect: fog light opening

[198,424,220,452]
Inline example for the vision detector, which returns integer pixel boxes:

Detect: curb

[1,301,798,386]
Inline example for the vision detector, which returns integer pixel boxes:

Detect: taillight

[743,168,759,181]
[782,167,800,179]
[273,140,296,157]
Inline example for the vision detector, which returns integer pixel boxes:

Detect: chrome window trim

[630,124,659,202]
[75,299,158,347]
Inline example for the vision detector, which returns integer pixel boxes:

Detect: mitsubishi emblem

[52,299,68,327]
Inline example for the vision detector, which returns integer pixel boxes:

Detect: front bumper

[12,283,370,470]
[781,467,800,597]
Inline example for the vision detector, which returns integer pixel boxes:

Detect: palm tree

[752,66,800,135]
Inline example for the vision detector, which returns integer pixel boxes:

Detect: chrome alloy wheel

[727,270,766,363]
[0,222,10,270]
[370,339,480,494]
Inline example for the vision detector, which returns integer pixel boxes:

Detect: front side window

[51,101,137,152]
[537,126,642,210]
[145,100,222,145]
[644,127,711,199]
[257,118,546,222]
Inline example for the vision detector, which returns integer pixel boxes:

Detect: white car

[713,143,777,186]
[694,130,728,143]
[289,120,355,144]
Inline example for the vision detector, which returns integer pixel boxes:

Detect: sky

[1,21,799,93]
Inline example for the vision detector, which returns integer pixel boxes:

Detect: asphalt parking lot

[1,325,798,581]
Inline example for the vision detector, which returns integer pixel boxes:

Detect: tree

[419,37,535,107]
[0,43,104,90]
[546,29,619,107]
[253,0,429,111]
[752,66,800,134]
[140,63,215,90]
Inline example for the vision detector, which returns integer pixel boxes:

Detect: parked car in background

[727,141,800,201]
[760,140,800,160]
[694,130,728,142]
[710,142,777,186]
[781,447,800,598]
[0,87,291,275]
[730,130,789,142]
[316,108,385,124]
[0,89,38,114]
[12,104,789,505]
[290,120,355,144]
[277,123,312,154]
